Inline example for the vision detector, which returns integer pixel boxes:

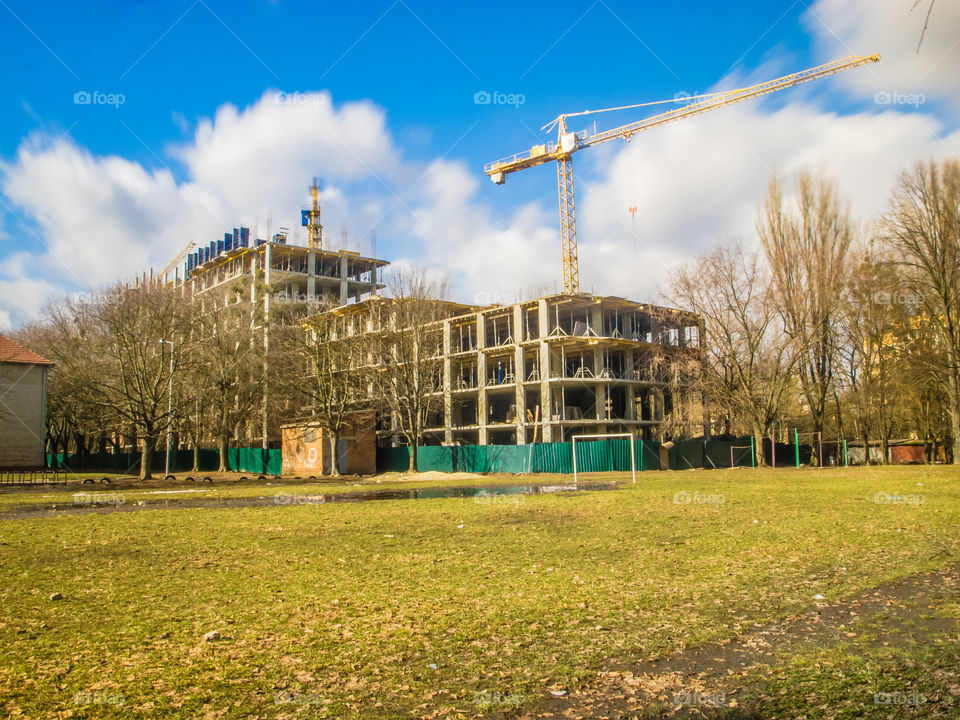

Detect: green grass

[0,465,957,718]
[737,600,960,718]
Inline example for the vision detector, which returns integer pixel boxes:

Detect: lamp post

[159,338,175,477]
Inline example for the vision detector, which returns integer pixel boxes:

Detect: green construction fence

[377,437,661,474]
[46,447,281,475]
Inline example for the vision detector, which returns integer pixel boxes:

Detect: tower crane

[159,240,196,282]
[485,54,880,294]
[302,177,324,249]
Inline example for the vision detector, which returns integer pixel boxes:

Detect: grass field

[1,465,958,718]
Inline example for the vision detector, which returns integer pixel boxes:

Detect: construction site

[147,54,879,458]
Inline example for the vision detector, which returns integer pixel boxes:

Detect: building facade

[0,334,54,468]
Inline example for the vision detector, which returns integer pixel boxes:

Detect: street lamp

[159,338,175,477]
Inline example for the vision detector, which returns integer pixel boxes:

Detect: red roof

[0,334,53,366]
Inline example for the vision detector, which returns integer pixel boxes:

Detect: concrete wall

[0,363,47,468]
[281,411,376,476]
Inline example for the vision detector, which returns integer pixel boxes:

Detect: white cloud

[0,90,407,326]
[395,159,558,304]
[807,0,960,102]
[0,275,59,331]
[576,102,960,302]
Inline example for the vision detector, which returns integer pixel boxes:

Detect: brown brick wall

[281,411,376,476]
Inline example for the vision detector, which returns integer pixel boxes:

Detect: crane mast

[485,54,880,294]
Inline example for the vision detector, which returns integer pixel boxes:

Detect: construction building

[154,177,699,450]
[331,293,701,447]
[156,223,388,448]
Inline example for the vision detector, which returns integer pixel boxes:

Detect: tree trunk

[192,442,200,472]
[951,389,960,465]
[752,422,765,467]
[329,432,341,477]
[409,442,418,473]
[218,434,229,472]
[140,437,155,480]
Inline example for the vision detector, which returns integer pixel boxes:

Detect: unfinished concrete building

[331,293,701,447]
[168,229,387,308]
[162,228,389,446]
[432,294,700,445]
[158,225,699,448]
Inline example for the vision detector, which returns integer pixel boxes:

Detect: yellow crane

[485,54,880,294]
[304,177,323,249]
[159,240,196,282]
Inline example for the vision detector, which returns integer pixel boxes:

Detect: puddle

[310,483,617,503]
[142,489,212,495]
[3,482,620,517]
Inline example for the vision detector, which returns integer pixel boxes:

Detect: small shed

[0,334,54,468]
[281,411,376,476]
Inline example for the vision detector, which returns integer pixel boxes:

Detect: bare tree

[366,269,448,473]
[884,159,960,463]
[191,304,262,472]
[670,240,795,465]
[275,301,369,477]
[758,170,854,463]
[81,285,193,479]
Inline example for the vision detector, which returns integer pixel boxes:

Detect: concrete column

[307,250,316,301]
[513,304,525,444]
[477,350,487,445]
[625,348,636,421]
[594,347,606,421]
[591,304,603,336]
[339,255,348,305]
[537,299,551,443]
[262,243,272,451]
[442,320,453,444]
[476,312,486,349]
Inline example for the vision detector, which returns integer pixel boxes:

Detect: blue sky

[1,0,958,328]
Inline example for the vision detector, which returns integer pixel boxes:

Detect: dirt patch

[532,561,960,719]
[374,470,487,483]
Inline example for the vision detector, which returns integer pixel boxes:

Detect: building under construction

[328,291,701,447]
[156,166,700,449]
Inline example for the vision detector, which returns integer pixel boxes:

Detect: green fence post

[843,439,848,467]
[794,428,800,467]
[750,436,756,468]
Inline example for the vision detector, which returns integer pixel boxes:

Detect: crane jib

[482,53,880,294]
